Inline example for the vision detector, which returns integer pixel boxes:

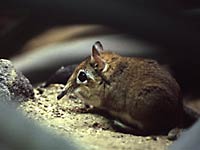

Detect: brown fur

[58,41,183,135]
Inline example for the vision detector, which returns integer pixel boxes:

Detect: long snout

[57,89,68,100]
[57,82,73,100]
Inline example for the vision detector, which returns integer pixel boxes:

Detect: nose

[57,89,68,100]
[57,82,72,100]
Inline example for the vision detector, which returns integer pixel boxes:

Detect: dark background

[1,0,200,94]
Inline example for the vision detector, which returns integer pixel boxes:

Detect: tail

[181,104,200,128]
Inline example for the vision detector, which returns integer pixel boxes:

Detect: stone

[0,59,34,102]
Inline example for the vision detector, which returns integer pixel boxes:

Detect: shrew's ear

[91,41,108,72]
[93,41,103,51]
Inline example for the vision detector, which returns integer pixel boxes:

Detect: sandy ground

[19,84,172,150]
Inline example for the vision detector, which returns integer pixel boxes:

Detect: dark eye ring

[78,70,88,83]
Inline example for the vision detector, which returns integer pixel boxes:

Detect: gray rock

[0,59,34,102]
[170,119,200,150]
[0,83,11,102]
[0,100,80,150]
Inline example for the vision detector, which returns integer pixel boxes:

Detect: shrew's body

[58,41,183,135]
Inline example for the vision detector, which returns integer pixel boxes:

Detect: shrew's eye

[78,71,87,82]
[77,70,88,84]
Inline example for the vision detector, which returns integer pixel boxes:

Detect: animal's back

[101,53,182,134]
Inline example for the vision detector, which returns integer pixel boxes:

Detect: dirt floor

[19,84,173,150]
